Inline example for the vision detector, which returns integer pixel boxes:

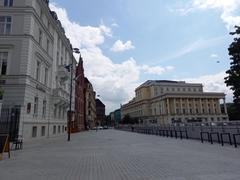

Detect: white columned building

[0,0,77,141]
[121,80,229,125]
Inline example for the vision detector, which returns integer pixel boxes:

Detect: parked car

[98,126,103,130]
[103,126,108,129]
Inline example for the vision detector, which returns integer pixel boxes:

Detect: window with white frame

[36,61,40,81]
[0,16,11,34]
[4,0,13,7]
[34,97,39,117]
[0,52,8,75]
[41,126,45,136]
[32,126,37,137]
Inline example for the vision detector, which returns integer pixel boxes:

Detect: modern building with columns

[121,80,228,125]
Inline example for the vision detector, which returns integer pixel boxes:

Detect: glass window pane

[0,17,5,22]
[1,61,7,75]
[7,17,11,22]
[0,24,4,34]
[4,0,8,6]
[6,24,11,34]
[10,0,13,6]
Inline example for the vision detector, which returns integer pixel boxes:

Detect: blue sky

[49,0,240,113]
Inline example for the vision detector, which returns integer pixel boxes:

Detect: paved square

[0,130,240,180]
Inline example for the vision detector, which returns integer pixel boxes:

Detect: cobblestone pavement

[0,129,240,180]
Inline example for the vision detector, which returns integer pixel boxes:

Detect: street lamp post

[67,47,80,141]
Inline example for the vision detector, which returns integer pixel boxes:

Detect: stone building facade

[0,0,77,140]
[96,98,105,126]
[84,78,96,129]
[121,80,228,125]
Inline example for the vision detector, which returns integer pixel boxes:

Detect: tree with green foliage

[225,26,240,110]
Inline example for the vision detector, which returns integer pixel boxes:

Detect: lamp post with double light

[66,47,80,141]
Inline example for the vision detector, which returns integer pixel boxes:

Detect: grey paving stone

[0,130,240,180]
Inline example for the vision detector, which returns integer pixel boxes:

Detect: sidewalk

[0,129,240,180]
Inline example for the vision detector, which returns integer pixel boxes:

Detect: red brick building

[73,56,85,132]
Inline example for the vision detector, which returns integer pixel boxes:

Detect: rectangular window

[41,126,45,136]
[27,103,31,114]
[44,67,48,85]
[61,56,63,65]
[154,87,158,96]
[42,100,46,118]
[4,0,13,7]
[58,126,60,133]
[53,126,56,134]
[56,52,59,65]
[0,52,8,75]
[36,61,40,81]
[0,16,11,34]
[39,29,42,46]
[32,126,37,137]
[34,97,38,117]
[183,109,186,114]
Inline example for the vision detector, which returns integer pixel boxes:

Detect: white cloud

[182,71,233,102]
[50,3,172,113]
[174,0,240,30]
[210,53,219,58]
[49,3,111,48]
[111,40,135,52]
[193,0,240,30]
[140,65,174,75]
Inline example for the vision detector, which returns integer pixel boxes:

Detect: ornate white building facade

[0,0,77,140]
[121,80,228,125]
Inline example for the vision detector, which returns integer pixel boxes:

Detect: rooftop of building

[96,99,105,107]
[136,80,203,90]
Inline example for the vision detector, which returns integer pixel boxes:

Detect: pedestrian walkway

[0,129,240,180]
